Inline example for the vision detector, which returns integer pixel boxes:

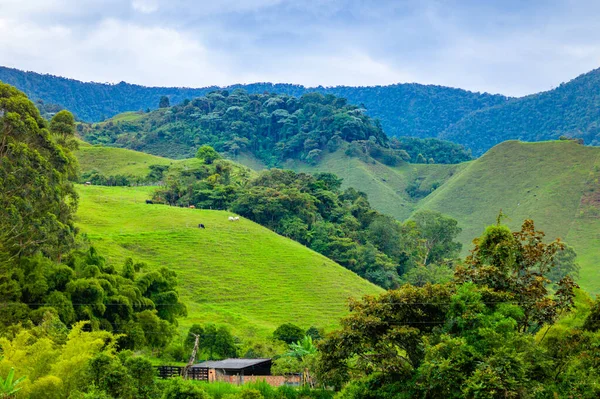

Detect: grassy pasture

[76,185,382,336]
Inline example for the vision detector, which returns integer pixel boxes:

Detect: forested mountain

[82,90,472,166]
[441,68,600,154]
[0,65,506,137]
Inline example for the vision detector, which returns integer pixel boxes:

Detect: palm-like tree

[0,368,26,398]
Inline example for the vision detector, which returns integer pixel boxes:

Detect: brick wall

[214,374,302,387]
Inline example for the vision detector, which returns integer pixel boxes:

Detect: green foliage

[196,145,221,164]
[0,368,26,398]
[273,323,305,345]
[159,96,170,108]
[161,379,209,399]
[84,90,390,164]
[318,219,588,398]
[0,82,78,260]
[0,66,507,140]
[390,136,473,164]
[442,68,600,154]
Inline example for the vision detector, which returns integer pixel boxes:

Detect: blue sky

[0,0,599,96]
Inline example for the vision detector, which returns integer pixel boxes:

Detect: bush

[273,323,305,344]
[161,378,210,399]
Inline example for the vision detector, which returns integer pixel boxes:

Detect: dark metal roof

[193,358,271,370]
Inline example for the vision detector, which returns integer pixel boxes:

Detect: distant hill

[0,65,506,138]
[76,184,382,335]
[441,68,600,155]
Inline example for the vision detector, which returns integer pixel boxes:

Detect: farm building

[194,358,272,377]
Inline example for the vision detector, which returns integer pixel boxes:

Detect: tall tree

[0,83,78,261]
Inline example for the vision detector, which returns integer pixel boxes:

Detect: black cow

[145,200,153,204]
[198,224,205,229]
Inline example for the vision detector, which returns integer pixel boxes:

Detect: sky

[1,0,600,96]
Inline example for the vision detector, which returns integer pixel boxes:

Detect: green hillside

[415,140,600,292]
[288,149,464,220]
[76,143,173,177]
[76,184,382,335]
[441,68,600,155]
[0,65,507,137]
[75,141,600,293]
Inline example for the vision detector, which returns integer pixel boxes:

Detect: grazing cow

[198,224,205,229]
[189,205,196,209]
[145,200,153,204]
[84,181,92,186]
[229,216,240,222]
[228,216,235,221]
[234,216,240,221]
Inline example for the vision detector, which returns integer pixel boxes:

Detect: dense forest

[442,67,600,154]
[0,65,506,137]
[81,90,472,166]
[7,66,600,156]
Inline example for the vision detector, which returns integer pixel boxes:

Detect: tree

[318,283,454,387]
[456,219,577,332]
[273,323,305,345]
[410,210,462,265]
[195,145,220,164]
[158,96,170,108]
[0,83,79,260]
[199,325,237,360]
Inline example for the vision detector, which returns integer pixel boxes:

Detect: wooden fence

[156,366,209,381]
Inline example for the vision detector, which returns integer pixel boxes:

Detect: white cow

[228,216,240,221]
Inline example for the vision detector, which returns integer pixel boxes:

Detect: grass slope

[415,140,600,292]
[288,150,463,220]
[76,185,382,335]
[76,144,174,177]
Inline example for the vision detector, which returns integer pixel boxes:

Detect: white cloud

[131,0,158,14]
[0,0,599,96]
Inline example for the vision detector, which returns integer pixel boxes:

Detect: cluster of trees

[80,170,132,186]
[316,220,591,398]
[389,136,473,164]
[82,89,475,167]
[84,90,391,165]
[0,82,186,361]
[152,148,463,288]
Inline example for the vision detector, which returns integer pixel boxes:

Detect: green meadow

[76,185,382,336]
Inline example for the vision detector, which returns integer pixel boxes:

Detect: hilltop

[76,184,382,335]
[441,68,600,155]
[80,90,472,167]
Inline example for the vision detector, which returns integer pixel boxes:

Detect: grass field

[76,145,174,177]
[76,185,382,336]
[415,140,600,292]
